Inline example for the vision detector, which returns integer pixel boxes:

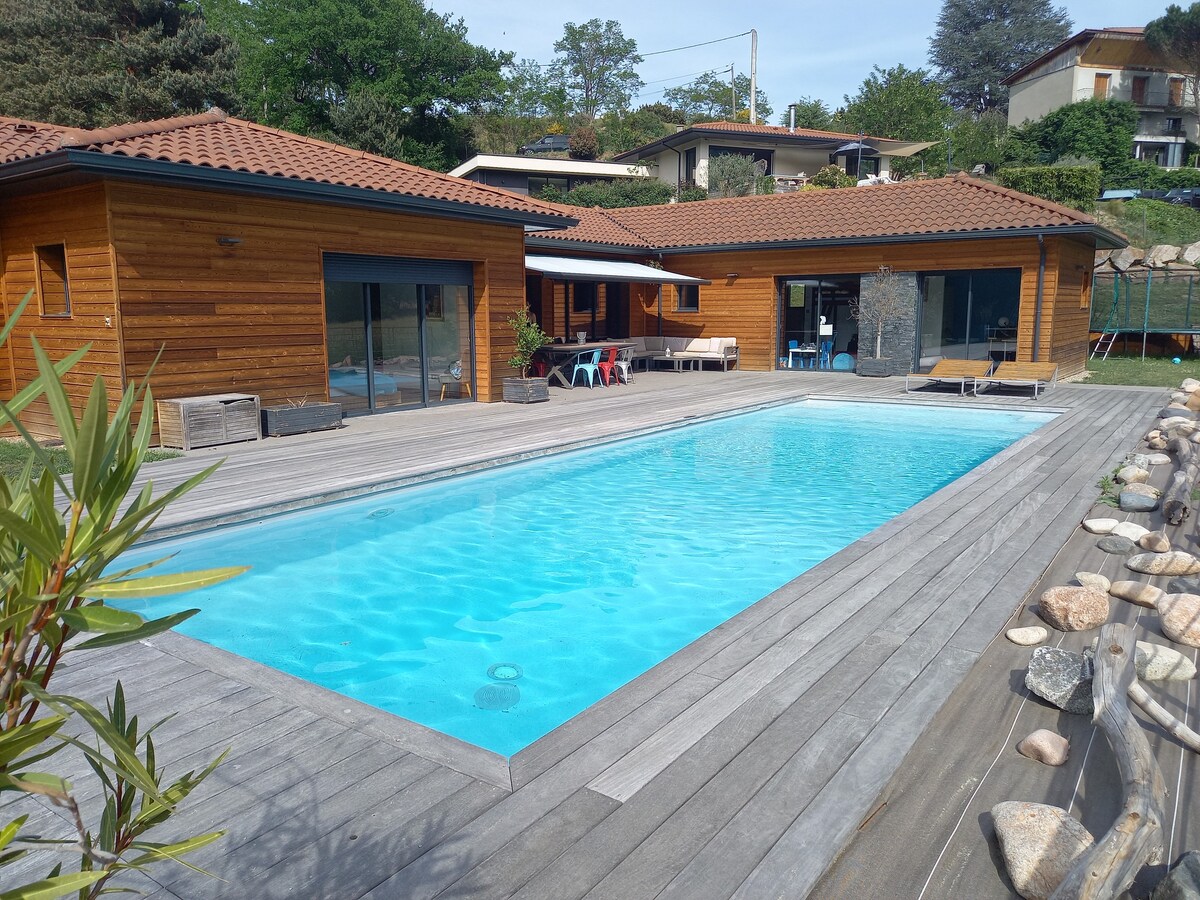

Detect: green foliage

[1106,158,1200,191]
[547,18,642,121]
[946,109,1011,174]
[0,292,246,897]
[568,126,600,160]
[778,97,835,131]
[836,65,953,177]
[810,165,856,189]
[706,154,760,198]
[507,307,551,378]
[929,0,1072,115]
[1100,198,1200,247]
[663,71,772,124]
[1006,99,1139,179]
[676,182,710,202]
[595,106,673,154]
[0,0,236,127]
[554,178,673,208]
[1088,354,1200,386]
[206,0,509,170]
[996,165,1102,210]
[1146,4,1200,114]
[0,441,180,481]
[1096,468,1120,507]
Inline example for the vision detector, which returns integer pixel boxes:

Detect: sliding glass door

[918,269,1020,368]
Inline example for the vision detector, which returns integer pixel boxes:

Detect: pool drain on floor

[474,682,520,711]
[367,508,394,519]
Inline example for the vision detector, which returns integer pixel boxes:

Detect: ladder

[1090,285,1121,360]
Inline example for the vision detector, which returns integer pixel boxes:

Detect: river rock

[1146,452,1173,466]
[1162,414,1198,428]
[1172,392,1188,404]
[1120,483,1160,512]
[1112,521,1150,542]
[1183,378,1200,392]
[1017,730,1069,766]
[1026,647,1094,714]
[1088,637,1196,681]
[1007,625,1049,646]
[1139,531,1173,553]
[1159,594,1200,648]
[1169,575,1200,594]
[1149,435,1170,450]
[1189,393,1200,412]
[1082,517,1118,534]
[1039,586,1109,632]
[1073,572,1111,592]
[1098,535,1136,554]
[991,802,1094,900]
[1127,551,1200,576]
[1109,580,1166,608]
[1153,850,1200,900]
[1115,465,1149,485]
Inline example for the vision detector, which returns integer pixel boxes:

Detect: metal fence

[1091,270,1200,334]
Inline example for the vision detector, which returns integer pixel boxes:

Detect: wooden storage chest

[156,394,261,450]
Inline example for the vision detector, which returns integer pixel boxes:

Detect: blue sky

[426,0,1155,120]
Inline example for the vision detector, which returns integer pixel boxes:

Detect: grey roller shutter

[323,253,473,285]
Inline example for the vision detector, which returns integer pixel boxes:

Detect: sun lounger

[904,359,993,395]
[974,361,1058,399]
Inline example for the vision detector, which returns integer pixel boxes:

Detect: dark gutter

[0,149,577,231]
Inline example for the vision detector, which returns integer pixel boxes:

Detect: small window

[1167,117,1183,133]
[572,282,596,313]
[676,284,699,312]
[35,244,70,317]
[1170,78,1185,107]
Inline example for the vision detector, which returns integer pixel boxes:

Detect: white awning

[525,254,710,285]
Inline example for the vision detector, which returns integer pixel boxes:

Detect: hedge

[997,165,1102,211]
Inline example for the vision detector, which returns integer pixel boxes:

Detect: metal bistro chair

[597,346,620,386]
[571,348,603,388]
[614,346,635,384]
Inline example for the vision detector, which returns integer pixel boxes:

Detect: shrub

[558,178,673,208]
[997,165,1102,211]
[568,126,599,160]
[810,165,856,189]
[677,182,709,202]
[507,306,550,377]
[707,153,759,198]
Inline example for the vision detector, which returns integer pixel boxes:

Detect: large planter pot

[856,358,892,378]
[503,377,550,404]
[262,401,343,436]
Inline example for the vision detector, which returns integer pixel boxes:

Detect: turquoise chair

[786,339,800,369]
[572,348,602,387]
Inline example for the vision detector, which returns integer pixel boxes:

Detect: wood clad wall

[657,236,1086,371]
[106,182,529,406]
[0,184,119,439]
[1044,237,1094,378]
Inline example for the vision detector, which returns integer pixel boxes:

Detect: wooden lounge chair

[904,359,993,396]
[974,361,1058,399]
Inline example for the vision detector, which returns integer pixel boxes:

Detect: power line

[634,65,733,99]
[641,31,752,57]
[640,66,730,87]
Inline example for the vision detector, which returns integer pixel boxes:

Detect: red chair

[531,356,549,378]
[597,346,619,385]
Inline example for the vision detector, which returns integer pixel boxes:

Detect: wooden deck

[6,370,1169,898]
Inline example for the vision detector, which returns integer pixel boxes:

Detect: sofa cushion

[627,337,647,352]
[642,336,664,352]
[684,338,710,353]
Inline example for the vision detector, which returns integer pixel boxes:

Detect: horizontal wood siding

[107,182,528,407]
[658,237,1085,371]
[0,184,118,440]
[1045,237,1094,377]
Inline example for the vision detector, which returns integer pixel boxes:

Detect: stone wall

[858,271,919,376]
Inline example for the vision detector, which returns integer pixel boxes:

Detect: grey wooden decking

[5,371,1169,898]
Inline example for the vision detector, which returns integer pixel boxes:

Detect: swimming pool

[118,400,1054,757]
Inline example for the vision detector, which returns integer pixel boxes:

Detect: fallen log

[1050,624,1166,900]
[1128,681,1200,753]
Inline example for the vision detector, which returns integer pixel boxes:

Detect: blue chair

[819,340,834,369]
[786,340,801,369]
[572,348,602,387]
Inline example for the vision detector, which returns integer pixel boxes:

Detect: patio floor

[5,370,1171,898]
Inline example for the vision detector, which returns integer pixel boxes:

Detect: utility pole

[749,29,758,124]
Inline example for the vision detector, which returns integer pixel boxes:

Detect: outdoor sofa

[624,336,739,371]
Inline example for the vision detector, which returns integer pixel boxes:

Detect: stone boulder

[1109,580,1166,608]
[1149,435,1170,450]
[1146,452,1174,466]
[1112,521,1150,542]
[1146,244,1182,267]
[1119,483,1160,512]
[991,802,1094,900]
[1026,647,1094,714]
[1017,729,1070,766]
[1082,517,1118,534]
[1128,552,1200,576]
[1039,586,1109,632]
[1153,850,1200,900]
[1140,531,1173,553]
[1074,572,1111,592]
[1159,593,1200,648]
[1115,465,1149,485]
[1182,377,1200,393]
[1111,246,1142,271]
[1182,242,1200,267]
[1098,535,1136,554]
[1088,637,1196,681]
[1007,625,1049,646]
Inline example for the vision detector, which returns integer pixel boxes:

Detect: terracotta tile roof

[542,204,656,250]
[535,175,1101,251]
[0,111,570,222]
[680,120,883,142]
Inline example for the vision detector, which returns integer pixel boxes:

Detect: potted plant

[262,394,343,436]
[850,265,908,377]
[504,307,551,403]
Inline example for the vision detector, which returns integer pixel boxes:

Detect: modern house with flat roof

[611,121,938,189]
[1003,27,1195,168]
[447,154,651,197]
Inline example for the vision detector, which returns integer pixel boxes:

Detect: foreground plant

[0,293,246,898]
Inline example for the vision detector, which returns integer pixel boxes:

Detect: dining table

[536,341,635,388]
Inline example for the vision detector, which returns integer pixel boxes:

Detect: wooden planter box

[157,394,261,450]
[262,402,343,436]
[503,377,550,404]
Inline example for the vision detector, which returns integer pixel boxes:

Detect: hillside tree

[663,71,772,123]
[1146,4,1200,117]
[837,65,953,176]
[778,96,835,131]
[547,18,643,120]
[0,0,236,127]
[930,0,1072,115]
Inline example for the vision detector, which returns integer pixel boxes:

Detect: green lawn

[0,441,181,480]
[1085,355,1197,387]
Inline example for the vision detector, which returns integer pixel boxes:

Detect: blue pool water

[117,401,1053,757]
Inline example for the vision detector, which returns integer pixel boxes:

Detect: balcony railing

[1074,86,1187,109]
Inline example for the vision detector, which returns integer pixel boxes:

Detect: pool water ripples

[116,400,1053,756]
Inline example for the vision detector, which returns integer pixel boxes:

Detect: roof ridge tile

[59,109,228,148]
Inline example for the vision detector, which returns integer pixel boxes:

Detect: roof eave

[0,149,575,230]
[524,235,654,255]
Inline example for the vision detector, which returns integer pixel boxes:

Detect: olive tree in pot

[850,266,908,377]
[504,307,551,403]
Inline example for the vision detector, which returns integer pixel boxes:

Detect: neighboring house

[526,177,1124,378]
[447,154,651,197]
[1004,27,1195,169]
[611,121,938,189]
[0,110,571,439]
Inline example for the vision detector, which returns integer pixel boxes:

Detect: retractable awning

[525,254,710,285]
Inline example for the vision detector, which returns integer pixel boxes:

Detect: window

[710,145,773,174]
[572,282,596,313]
[1131,76,1148,105]
[1167,117,1184,134]
[684,147,697,183]
[1170,78,1185,107]
[527,176,568,197]
[676,284,699,312]
[1092,73,1111,100]
[35,244,70,317]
